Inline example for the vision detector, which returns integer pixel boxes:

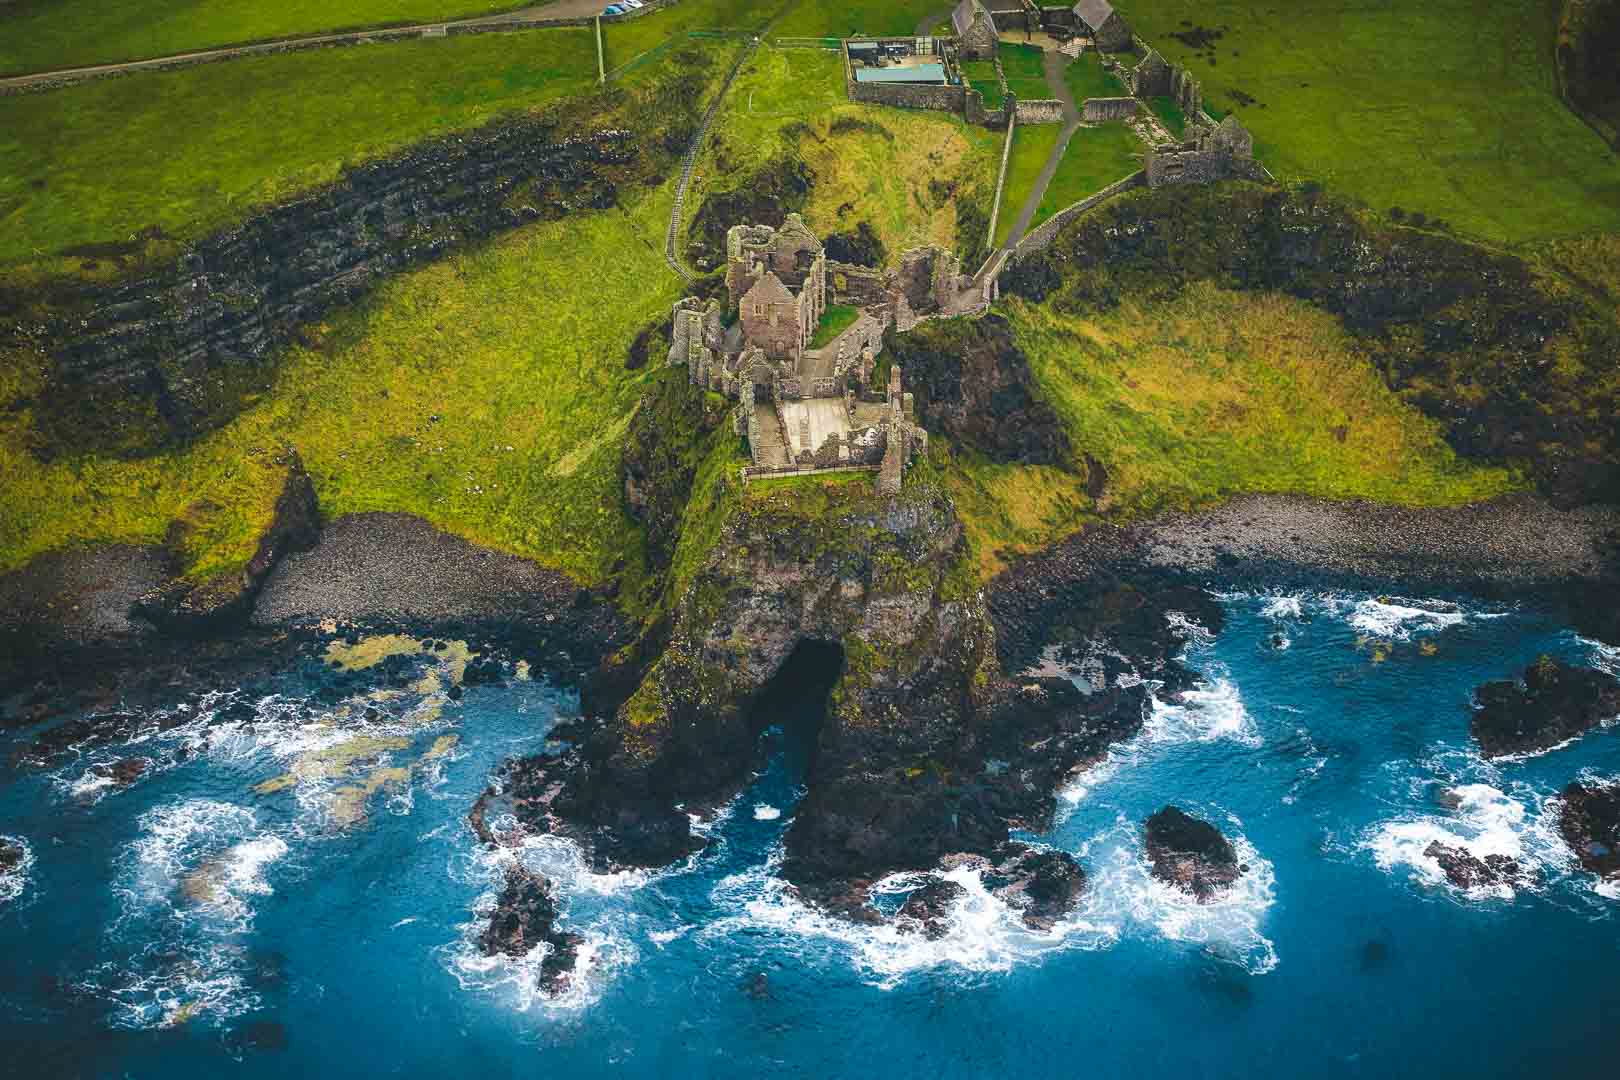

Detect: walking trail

[1000,46,1082,249]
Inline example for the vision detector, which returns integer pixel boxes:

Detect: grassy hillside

[692,45,1003,265]
[0,29,598,277]
[0,183,682,587]
[945,287,1520,576]
[773,1,945,38]
[1115,0,1620,244]
[0,0,535,75]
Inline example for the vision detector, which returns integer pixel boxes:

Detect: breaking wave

[0,834,34,905]
[1145,677,1261,747]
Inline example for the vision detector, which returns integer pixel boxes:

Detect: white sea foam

[1081,827,1278,974]
[1364,783,1571,901]
[1145,678,1261,747]
[1345,597,1465,641]
[0,835,34,904]
[91,947,258,1031]
[753,804,782,821]
[1165,611,1216,652]
[703,851,1118,990]
[1260,595,1305,621]
[1058,757,1119,806]
[121,800,287,932]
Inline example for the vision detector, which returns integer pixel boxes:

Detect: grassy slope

[695,46,1002,263]
[1116,0,1620,244]
[0,182,683,585]
[0,0,532,75]
[946,287,1519,577]
[0,28,597,276]
[994,123,1062,245]
[1030,122,1143,228]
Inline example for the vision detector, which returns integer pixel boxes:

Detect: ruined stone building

[726,215,828,365]
[1073,0,1133,52]
[952,0,1000,59]
[1145,115,1262,187]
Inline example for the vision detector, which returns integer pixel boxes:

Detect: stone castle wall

[1014,98,1066,124]
[1013,170,1147,255]
[1083,96,1138,122]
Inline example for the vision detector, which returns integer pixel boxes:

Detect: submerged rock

[1470,657,1620,759]
[1422,841,1523,891]
[1559,781,1620,882]
[478,865,583,992]
[0,840,22,873]
[895,879,967,939]
[88,757,151,789]
[1144,806,1245,901]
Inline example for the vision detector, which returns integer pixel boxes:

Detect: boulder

[1470,657,1620,758]
[1423,841,1523,891]
[478,864,583,992]
[0,840,22,873]
[1559,781,1620,881]
[989,845,1087,930]
[895,879,967,939]
[1145,806,1245,901]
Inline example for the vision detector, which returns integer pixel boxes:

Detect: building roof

[952,0,988,36]
[853,63,947,84]
[1072,0,1117,30]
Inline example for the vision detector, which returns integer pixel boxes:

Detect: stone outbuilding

[727,214,828,365]
[1072,0,1133,52]
[952,0,1000,59]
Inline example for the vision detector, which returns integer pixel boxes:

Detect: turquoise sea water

[1,590,1617,1078]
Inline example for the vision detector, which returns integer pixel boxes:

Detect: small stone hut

[1072,0,1133,52]
[952,0,1000,59]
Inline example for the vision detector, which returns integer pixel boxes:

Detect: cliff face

[1004,183,1620,506]
[473,460,1200,913]
[1560,0,1620,145]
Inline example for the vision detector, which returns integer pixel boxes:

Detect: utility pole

[595,16,605,84]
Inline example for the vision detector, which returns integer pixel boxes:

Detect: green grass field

[960,58,1003,109]
[946,287,1520,576]
[999,42,1050,102]
[1029,122,1143,229]
[0,183,683,586]
[0,0,537,75]
[772,0,944,39]
[1062,49,1124,102]
[1115,0,1620,244]
[810,305,862,348]
[994,122,1062,245]
[0,29,600,276]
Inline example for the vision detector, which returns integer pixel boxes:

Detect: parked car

[621,0,645,7]
[602,4,625,14]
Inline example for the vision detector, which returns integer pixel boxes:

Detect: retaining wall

[1011,170,1146,255]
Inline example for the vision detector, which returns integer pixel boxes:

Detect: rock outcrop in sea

[1422,841,1524,891]
[1144,806,1246,901]
[1559,781,1620,882]
[1470,657,1620,758]
[479,864,582,993]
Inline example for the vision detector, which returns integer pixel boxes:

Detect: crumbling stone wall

[1015,98,1067,124]
[1144,116,1261,188]
[1082,96,1138,122]
[1132,48,1202,119]
[849,79,969,114]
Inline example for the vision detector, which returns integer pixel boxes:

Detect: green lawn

[960,58,1003,110]
[995,122,1062,245]
[0,182,683,588]
[810,304,861,348]
[1030,122,1143,228]
[602,0,789,73]
[0,28,600,275]
[945,287,1519,576]
[1147,94,1187,138]
[0,0,538,75]
[773,0,944,38]
[999,42,1050,101]
[1062,49,1124,102]
[1115,0,1620,244]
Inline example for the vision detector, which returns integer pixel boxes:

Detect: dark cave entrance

[749,639,844,784]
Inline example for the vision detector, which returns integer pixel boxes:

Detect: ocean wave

[1081,822,1278,974]
[702,851,1117,990]
[1345,597,1466,641]
[753,804,782,821]
[1364,782,1572,901]
[1145,677,1261,747]
[1,834,35,905]
[88,944,259,1031]
[1259,594,1305,621]
[120,800,287,933]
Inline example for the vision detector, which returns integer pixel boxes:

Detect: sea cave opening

[749,639,845,785]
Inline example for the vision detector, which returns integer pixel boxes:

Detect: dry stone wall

[1014,98,1066,124]
[1083,96,1138,122]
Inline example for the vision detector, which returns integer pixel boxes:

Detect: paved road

[0,1,607,91]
